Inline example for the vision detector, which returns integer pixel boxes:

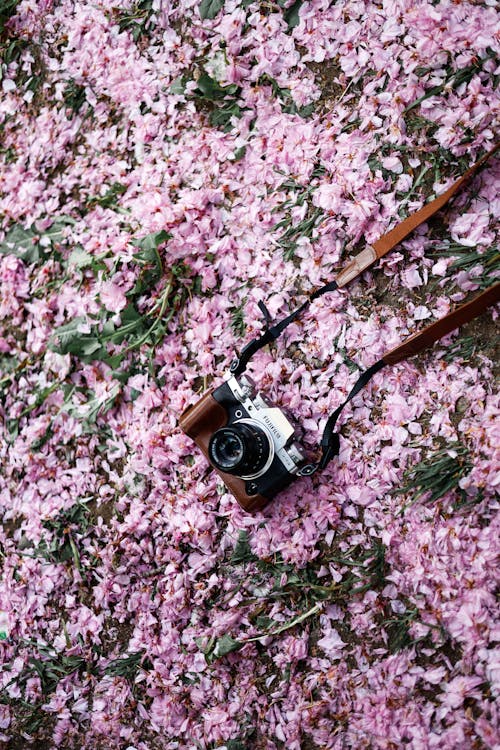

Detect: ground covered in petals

[0,1,499,748]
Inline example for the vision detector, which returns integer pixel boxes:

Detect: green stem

[398,164,432,210]
[19,381,61,417]
[245,602,323,642]
[120,281,174,354]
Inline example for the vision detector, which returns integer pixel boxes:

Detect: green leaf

[169,76,187,95]
[79,389,114,424]
[209,101,243,130]
[283,0,303,30]
[133,229,170,253]
[49,316,88,355]
[50,302,151,365]
[105,650,151,678]
[258,73,313,118]
[130,232,167,295]
[212,634,243,659]
[63,80,87,116]
[0,225,41,263]
[194,73,238,100]
[255,615,274,630]
[0,218,74,264]
[199,0,224,20]
[86,182,126,209]
[231,530,257,565]
[67,247,93,269]
[31,422,54,450]
[297,102,315,118]
[116,0,155,40]
[397,441,473,511]
[59,539,75,563]
[43,216,75,240]
[403,49,498,114]
[226,741,248,750]
[232,145,247,161]
[195,635,215,654]
[5,418,19,444]
[105,304,144,345]
[0,0,20,33]
[368,155,383,173]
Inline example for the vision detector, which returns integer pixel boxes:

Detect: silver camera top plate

[226,375,305,474]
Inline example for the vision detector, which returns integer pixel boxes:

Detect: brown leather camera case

[179,390,269,513]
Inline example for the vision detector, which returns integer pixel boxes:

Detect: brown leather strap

[230,143,499,376]
[315,282,499,472]
[383,283,500,365]
[335,142,499,288]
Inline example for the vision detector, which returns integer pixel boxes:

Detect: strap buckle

[335,245,377,288]
[297,463,317,477]
[229,357,241,374]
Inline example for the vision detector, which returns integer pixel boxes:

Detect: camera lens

[210,429,244,470]
[209,424,270,477]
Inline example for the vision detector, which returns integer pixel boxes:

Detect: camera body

[179,375,307,512]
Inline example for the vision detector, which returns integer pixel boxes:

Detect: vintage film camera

[179,145,500,513]
[179,374,312,512]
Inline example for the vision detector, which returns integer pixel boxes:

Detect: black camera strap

[230,142,499,378]
[227,142,499,474]
[304,282,500,474]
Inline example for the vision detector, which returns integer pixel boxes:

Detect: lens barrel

[209,423,269,477]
